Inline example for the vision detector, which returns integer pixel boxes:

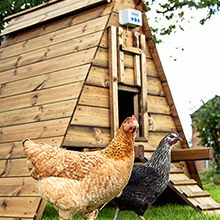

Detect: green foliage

[146,0,220,44]
[192,95,220,172]
[200,167,220,184]
[0,0,49,45]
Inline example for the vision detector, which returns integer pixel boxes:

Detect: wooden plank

[183,191,210,198]
[133,31,141,86]
[147,76,165,96]
[35,199,46,220]
[71,105,110,127]
[118,84,140,93]
[171,148,213,162]
[2,3,113,48]
[170,179,197,186]
[0,65,89,99]
[0,158,30,177]
[120,45,141,55]
[170,164,184,174]
[0,197,41,218]
[86,66,109,87]
[146,58,159,77]
[1,15,108,61]
[149,114,176,132]
[1,0,111,36]
[0,118,70,143]
[0,99,77,128]
[0,137,64,159]
[63,126,110,148]
[0,30,103,72]
[139,34,148,139]
[78,85,109,108]
[93,47,108,68]
[0,47,96,85]
[133,94,140,137]
[108,26,119,138]
[0,82,83,113]
[117,27,125,83]
[197,203,220,211]
[147,95,171,115]
[0,177,39,196]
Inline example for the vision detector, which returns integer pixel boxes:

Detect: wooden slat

[170,165,184,174]
[133,31,141,86]
[0,99,77,127]
[0,82,83,113]
[78,85,109,108]
[120,45,141,55]
[0,30,103,72]
[149,114,176,132]
[0,137,64,159]
[0,197,41,218]
[1,0,111,36]
[71,105,110,127]
[197,203,220,211]
[108,26,119,138]
[0,158,30,177]
[0,177,39,196]
[147,95,171,115]
[140,34,148,140]
[170,179,197,186]
[0,118,70,143]
[63,126,110,147]
[2,3,113,48]
[183,191,210,198]
[86,66,109,87]
[171,148,213,161]
[0,64,88,99]
[0,47,96,85]
[117,27,125,83]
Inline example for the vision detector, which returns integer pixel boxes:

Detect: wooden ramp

[169,164,220,214]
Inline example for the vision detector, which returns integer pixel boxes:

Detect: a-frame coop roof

[0,0,219,218]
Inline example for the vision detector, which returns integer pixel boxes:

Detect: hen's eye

[127,121,130,124]
[170,135,174,138]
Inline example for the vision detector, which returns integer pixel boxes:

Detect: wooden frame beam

[109,26,119,138]
[171,147,213,162]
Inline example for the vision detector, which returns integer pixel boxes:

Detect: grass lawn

[42,183,220,220]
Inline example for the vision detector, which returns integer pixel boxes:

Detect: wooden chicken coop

[0,0,219,219]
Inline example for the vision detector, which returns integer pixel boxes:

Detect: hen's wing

[128,165,160,185]
[23,139,106,180]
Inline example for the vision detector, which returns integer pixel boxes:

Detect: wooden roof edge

[4,0,62,21]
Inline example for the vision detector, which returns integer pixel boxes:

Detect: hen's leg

[83,209,98,220]
[138,215,145,220]
[113,207,120,220]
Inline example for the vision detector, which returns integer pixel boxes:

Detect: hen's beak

[176,135,182,142]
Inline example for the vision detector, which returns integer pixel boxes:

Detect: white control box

[119,8,142,27]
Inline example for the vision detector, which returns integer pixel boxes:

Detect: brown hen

[22,116,139,220]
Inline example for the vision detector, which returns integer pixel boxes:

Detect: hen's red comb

[172,131,178,134]
[132,115,137,121]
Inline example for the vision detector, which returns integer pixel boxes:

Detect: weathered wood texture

[171,147,213,162]
[1,0,112,36]
[0,2,114,220]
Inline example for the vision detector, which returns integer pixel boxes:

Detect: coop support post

[109,26,119,138]
[140,34,148,140]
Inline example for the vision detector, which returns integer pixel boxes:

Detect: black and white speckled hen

[111,131,182,220]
